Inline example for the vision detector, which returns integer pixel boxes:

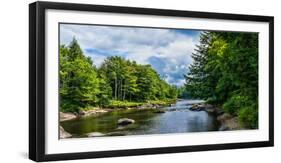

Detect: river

[60,99,220,138]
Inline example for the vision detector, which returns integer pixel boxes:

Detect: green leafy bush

[60,100,81,113]
[238,105,258,129]
[206,97,218,105]
[222,94,251,115]
[222,94,258,128]
[106,100,143,108]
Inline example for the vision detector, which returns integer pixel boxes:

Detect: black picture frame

[29,1,274,162]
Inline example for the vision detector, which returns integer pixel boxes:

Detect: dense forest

[60,38,178,113]
[184,31,258,129]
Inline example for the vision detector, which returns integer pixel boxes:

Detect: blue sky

[60,24,201,87]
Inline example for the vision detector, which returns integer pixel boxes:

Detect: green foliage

[60,38,100,112]
[106,100,143,108]
[205,97,218,105]
[177,86,190,99]
[222,94,252,115]
[97,76,112,107]
[105,99,175,109]
[238,105,258,129]
[148,99,176,106]
[60,38,178,113]
[99,56,177,102]
[185,32,258,128]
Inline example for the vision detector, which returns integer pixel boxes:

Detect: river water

[61,100,220,138]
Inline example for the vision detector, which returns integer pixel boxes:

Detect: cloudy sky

[60,24,201,87]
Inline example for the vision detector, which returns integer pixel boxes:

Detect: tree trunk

[123,86,126,100]
[120,79,123,100]
[114,77,117,99]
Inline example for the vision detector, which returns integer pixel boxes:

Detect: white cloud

[60,24,200,86]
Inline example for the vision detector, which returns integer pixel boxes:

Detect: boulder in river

[117,118,135,125]
[60,126,72,139]
[190,104,205,111]
[86,132,105,137]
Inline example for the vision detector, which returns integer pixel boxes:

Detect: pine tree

[184,31,258,128]
[184,31,216,100]
[60,38,99,112]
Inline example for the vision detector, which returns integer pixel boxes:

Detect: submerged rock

[153,109,165,113]
[116,126,128,130]
[117,118,135,125]
[60,126,72,139]
[106,131,127,136]
[219,125,229,131]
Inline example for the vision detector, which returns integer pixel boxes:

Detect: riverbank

[59,100,176,138]
[60,99,221,138]
[60,109,109,122]
[60,100,175,122]
[59,100,242,139]
[190,103,242,130]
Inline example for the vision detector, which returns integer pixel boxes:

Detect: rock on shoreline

[59,102,169,122]
[217,113,240,131]
[60,109,109,122]
[189,104,206,111]
[190,103,223,115]
[189,103,241,131]
[78,109,108,117]
[60,112,77,122]
[60,126,72,139]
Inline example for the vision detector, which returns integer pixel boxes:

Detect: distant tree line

[60,38,178,113]
[185,31,258,128]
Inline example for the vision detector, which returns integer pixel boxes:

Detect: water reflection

[61,100,219,137]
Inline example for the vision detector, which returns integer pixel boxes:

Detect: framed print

[29,1,274,162]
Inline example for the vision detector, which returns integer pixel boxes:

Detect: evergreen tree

[60,38,99,112]
[184,32,258,128]
[184,31,218,100]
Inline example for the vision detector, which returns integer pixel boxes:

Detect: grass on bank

[61,99,177,113]
[105,99,176,109]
